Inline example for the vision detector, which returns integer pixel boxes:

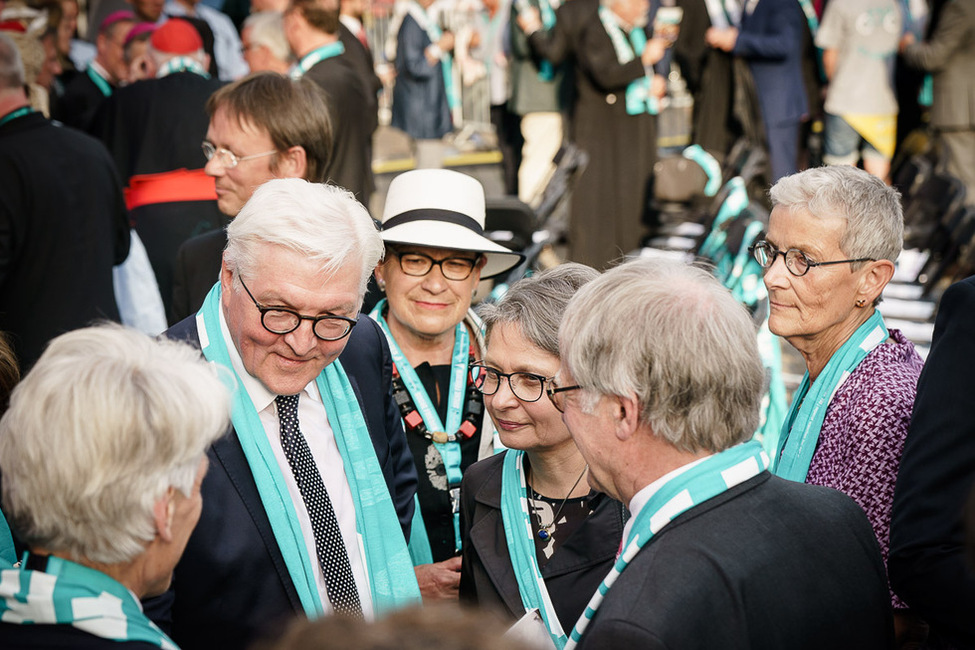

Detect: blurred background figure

[52,9,135,129]
[0,31,130,370]
[0,324,230,648]
[261,604,534,650]
[90,17,224,323]
[816,0,901,181]
[241,10,291,72]
[284,0,376,204]
[899,0,975,205]
[391,0,455,168]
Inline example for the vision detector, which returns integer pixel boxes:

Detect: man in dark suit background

[285,0,376,203]
[171,72,334,323]
[554,258,894,649]
[52,9,135,131]
[705,0,808,181]
[155,177,420,650]
[0,32,130,371]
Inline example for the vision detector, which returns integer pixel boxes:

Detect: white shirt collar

[623,453,714,544]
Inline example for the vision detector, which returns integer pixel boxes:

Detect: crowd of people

[2,0,975,648]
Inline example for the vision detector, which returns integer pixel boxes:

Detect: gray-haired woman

[459,264,625,650]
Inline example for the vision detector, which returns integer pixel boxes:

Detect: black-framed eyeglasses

[546,380,582,413]
[749,240,875,277]
[239,277,358,341]
[202,141,277,169]
[470,363,552,403]
[389,249,481,281]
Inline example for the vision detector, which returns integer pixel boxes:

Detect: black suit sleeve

[889,276,975,647]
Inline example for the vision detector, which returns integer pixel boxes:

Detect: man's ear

[614,393,641,442]
[277,145,308,180]
[153,489,176,543]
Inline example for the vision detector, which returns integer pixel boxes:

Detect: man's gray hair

[0,32,26,90]
[244,11,293,63]
[559,258,764,454]
[478,263,599,357]
[224,178,384,300]
[0,325,230,565]
[769,165,903,263]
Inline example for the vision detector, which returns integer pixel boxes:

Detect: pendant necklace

[528,463,589,541]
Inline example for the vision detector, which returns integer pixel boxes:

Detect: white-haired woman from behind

[0,324,230,649]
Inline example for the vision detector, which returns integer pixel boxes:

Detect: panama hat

[380,169,524,279]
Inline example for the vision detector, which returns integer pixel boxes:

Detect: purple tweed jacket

[806,328,923,609]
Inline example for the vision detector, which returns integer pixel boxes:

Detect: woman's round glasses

[750,240,874,277]
[471,364,551,402]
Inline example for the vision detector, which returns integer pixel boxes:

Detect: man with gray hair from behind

[156,178,421,650]
[0,324,230,649]
[550,257,895,649]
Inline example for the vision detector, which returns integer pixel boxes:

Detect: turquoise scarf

[156,56,210,79]
[774,310,888,482]
[0,106,33,128]
[290,41,346,80]
[370,299,469,560]
[87,65,113,97]
[598,7,657,116]
[0,511,15,565]
[197,283,420,616]
[500,450,568,649]
[566,441,768,649]
[0,553,177,648]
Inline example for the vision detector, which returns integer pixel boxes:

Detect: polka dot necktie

[275,394,363,618]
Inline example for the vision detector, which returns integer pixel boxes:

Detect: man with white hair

[0,324,230,648]
[551,258,894,649]
[156,178,421,650]
[91,17,224,321]
[241,11,292,74]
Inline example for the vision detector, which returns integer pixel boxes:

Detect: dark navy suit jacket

[733,0,808,129]
[149,313,418,650]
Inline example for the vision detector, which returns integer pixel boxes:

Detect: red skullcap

[150,18,202,54]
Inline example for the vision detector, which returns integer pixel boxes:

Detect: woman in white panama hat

[369,169,522,601]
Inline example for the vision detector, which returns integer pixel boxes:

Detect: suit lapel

[468,461,526,617]
[210,428,304,613]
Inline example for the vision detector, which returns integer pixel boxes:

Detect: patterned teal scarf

[0,553,177,648]
[566,441,768,649]
[500,450,569,649]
